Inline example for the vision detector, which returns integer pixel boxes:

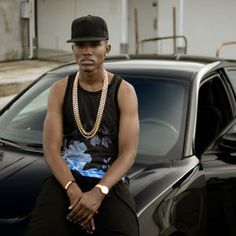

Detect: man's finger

[80,212,93,226]
[81,218,95,234]
[90,218,96,232]
[67,204,82,220]
[68,198,79,210]
[68,210,81,221]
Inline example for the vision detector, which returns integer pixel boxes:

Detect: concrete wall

[0,0,23,61]
[37,0,123,55]
[1,0,235,61]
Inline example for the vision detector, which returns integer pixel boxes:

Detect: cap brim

[66,36,108,43]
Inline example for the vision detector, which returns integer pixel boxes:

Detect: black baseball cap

[66,15,109,42]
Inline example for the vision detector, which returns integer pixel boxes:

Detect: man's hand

[67,187,105,233]
[66,182,83,212]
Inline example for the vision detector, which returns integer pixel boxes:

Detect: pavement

[0,59,67,109]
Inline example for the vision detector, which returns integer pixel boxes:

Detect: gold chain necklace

[72,70,109,139]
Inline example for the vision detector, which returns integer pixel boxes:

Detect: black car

[1,55,236,236]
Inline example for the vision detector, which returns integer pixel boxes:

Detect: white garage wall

[0,0,23,61]
[37,0,236,58]
[128,0,236,58]
[184,0,236,58]
[75,0,123,54]
[38,0,75,52]
[37,0,123,55]
[128,0,180,54]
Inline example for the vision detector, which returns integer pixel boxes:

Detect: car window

[124,75,189,162]
[195,75,233,156]
[0,72,189,162]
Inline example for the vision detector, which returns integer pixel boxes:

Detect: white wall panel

[0,0,23,61]
[37,0,236,58]
[38,0,123,55]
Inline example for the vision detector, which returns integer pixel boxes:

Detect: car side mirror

[219,132,236,152]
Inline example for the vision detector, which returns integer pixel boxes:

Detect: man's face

[72,41,111,72]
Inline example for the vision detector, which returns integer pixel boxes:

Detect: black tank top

[62,72,122,179]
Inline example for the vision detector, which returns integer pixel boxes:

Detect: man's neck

[78,68,106,92]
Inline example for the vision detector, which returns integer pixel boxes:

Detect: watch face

[96,184,109,195]
[101,186,109,194]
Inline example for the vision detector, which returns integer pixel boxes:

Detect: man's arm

[43,79,83,204]
[44,79,96,233]
[99,79,139,188]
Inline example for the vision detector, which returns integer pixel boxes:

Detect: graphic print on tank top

[63,126,113,179]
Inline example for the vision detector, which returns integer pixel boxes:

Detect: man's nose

[82,45,93,54]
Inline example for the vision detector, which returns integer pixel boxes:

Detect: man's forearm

[98,153,135,190]
[44,152,76,189]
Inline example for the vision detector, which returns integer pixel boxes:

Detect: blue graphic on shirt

[63,140,105,178]
[90,127,112,148]
[90,135,101,147]
[101,136,112,148]
[102,157,112,170]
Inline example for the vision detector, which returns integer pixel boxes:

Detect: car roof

[48,54,236,80]
[105,54,236,64]
[105,59,204,73]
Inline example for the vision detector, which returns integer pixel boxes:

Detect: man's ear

[105,44,111,56]
[72,44,75,51]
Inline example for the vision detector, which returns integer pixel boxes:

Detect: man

[26,15,139,235]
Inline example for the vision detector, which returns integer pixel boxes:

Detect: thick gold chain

[72,70,108,139]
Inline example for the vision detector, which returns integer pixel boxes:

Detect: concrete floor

[0,57,69,108]
[0,49,75,108]
[37,48,73,62]
[0,60,63,96]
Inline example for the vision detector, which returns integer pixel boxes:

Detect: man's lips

[80,59,95,65]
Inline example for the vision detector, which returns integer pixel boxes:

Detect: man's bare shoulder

[119,79,136,97]
[51,76,68,91]
[118,79,138,111]
[48,76,69,104]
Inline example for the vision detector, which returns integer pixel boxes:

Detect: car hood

[0,148,50,222]
[0,148,158,221]
[0,147,199,223]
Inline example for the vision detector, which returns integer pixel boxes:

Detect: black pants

[26,172,139,236]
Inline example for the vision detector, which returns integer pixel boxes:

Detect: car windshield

[0,71,189,161]
[0,74,57,147]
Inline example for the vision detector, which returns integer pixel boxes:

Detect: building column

[177,0,185,53]
[120,0,128,54]
[20,0,37,59]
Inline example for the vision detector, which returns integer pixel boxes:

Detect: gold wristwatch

[95,184,109,195]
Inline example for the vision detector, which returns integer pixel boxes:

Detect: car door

[202,120,236,236]
[197,70,236,236]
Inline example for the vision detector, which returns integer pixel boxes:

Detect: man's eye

[75,41,101,48]
[75,42,84,47]
[92,41,100,47]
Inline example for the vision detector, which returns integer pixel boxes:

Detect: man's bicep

[43,85,64,151]
[118,82,139,153]
[119,111,139,151]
